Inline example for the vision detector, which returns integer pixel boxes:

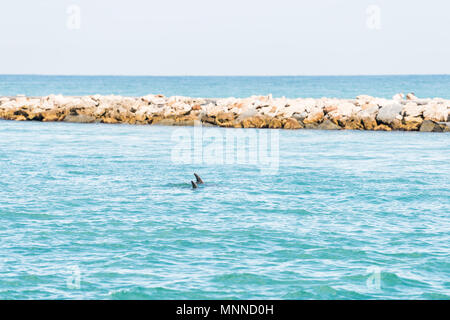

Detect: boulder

[153,118,175,126]
[303,109,324,124]
[393,93,404,101]
[361,102,378,111]
[406,93,417,100]
[101,117,119,124]
[203,104,225,117]
[343,117,364,130]
[402,116,423,131]
[329,102,357,118]
[402,102,424,117]
[63,114,96,123]
[439,122,450,132]
[141,95,166,105]
[14,115,28,121]
[357,105,379,130]
[241,116,269,128]
[287,100,308,115]
[377,103,403,125]
[283,118,302,129]
[269,118,283,129]
[304,123,318,129]
[215,112,235,127]
[373,124,392,131]
[419,120,443,132]
[201,115,216,125]
[134,109,149,122]
[292,111,308,122]
[317,120,341,130]
[356,95,375,105]
[361,117,377,130]
[423,103,448,122]
[237,107,258,120]
[174,115,198,126]
[323,106,337,114]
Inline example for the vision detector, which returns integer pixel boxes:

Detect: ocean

[1,74,450,99]
[0,75,449,299]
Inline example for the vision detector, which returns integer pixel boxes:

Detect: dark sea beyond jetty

[1,74,450,98]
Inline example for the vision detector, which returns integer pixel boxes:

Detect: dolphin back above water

[194,173,203,184]
[191,173,204,189]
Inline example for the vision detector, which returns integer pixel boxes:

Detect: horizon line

[1,73,449,77]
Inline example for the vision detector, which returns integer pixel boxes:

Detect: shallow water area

[0,120,448,299]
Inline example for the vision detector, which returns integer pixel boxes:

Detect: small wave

[108,286,216,300]
[108,287,177,300]
[380,271,430,289]
[212,273,277,287]
[309,285,372,300]
[420,292,450,300]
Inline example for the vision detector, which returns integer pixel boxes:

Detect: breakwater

[1,94,449,131]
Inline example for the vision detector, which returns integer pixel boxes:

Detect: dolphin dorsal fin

[194,173,204,184]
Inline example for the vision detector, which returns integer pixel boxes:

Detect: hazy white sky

[0,0,449,75]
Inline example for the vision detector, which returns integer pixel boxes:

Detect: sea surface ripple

[0,121,449,299]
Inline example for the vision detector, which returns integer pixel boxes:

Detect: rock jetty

[0,94,449,132]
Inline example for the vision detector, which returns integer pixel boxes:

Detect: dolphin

[191,173,204,189]
[194,173,204,184]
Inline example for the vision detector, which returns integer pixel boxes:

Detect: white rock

[377,103,403,124]
[402,102,424,117]
[406,93,417,100]
[328,102,358,118]
[423,103,448,122]
[393,93,404,102]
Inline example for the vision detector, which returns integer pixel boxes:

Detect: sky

[0,0,449,75]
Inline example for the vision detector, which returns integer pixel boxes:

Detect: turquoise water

[0,120,449,299]
[1,75,450,98]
